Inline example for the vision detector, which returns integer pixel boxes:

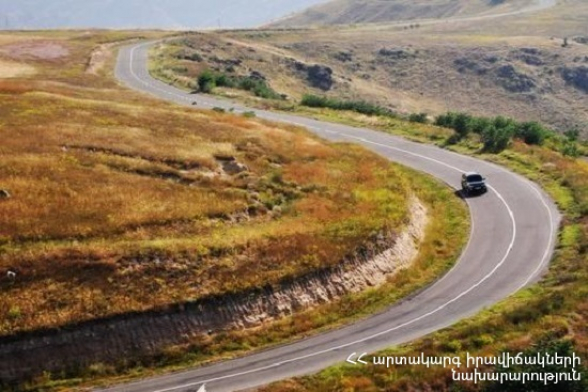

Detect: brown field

[0,60,35,78]
[0,31,423,337]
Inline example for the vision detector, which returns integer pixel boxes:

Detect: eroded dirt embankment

[0,199,427,381]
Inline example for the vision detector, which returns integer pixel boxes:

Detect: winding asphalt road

[105,38,560,392]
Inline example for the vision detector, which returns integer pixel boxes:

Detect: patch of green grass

[301,94,396,117]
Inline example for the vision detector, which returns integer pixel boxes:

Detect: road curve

[104,42,560,392]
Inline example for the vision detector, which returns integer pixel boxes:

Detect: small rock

[561,66,588,93]
[223,161,249,175]
[249,71,266,81]
[306,64,334,91]
[247,192,261,202]
[271,205,283,217]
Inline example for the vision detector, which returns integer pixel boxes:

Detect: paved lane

[101,41,560,392]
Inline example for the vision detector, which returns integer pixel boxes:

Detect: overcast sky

[0,0,328,29]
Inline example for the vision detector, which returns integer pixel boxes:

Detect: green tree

[469,117,493,134]
[197,70,217,93]
[435,112,458,128]
[482,124,513,153]
[453,113,473,138]
[516,121,547,145]
[493,115,515,131]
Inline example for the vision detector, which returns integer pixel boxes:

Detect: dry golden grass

[0,60,36,78]
[0,31,416,336]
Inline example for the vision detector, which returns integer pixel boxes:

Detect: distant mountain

[273,0,534,27]
[0,0,329,29]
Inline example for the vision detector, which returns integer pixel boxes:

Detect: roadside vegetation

[300,94,585,155]
[301,94,395,117]
[253,100,588,392]
[197,69,283,99]
[150,37,288,101]
[0,32,471,391]
[152,37,588,392]
[145,15,588,392]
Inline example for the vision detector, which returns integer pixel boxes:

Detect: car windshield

[467,174,483,182]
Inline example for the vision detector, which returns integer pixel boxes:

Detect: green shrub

[434,112,456,128]
[196,71,283,99]
[469,117,493,134]
[215,73,235,88]
[176,50,203,62]
[454,113,473,138]
[185,52,202,62]
[441,339,462,353]
[562,141,580,157]
[564,128,580,142]
[8,306,21,320]
[482,124,514,153]
[472,334,494,349]
[515,121,547,145]
[408,112,429,123]
[197,70,216,93]
[300,94,396,117]
[300,94,328,108]
[436,111,555,151]
[493,115,516,130]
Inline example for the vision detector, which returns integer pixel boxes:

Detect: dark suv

[461,172,487,195]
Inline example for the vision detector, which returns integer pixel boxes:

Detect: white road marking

[118,42,556,392]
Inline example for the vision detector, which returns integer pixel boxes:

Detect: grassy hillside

[274,0,536,27]
[0,31,421,336]
[155,0,588,135]
[0,31,474,390]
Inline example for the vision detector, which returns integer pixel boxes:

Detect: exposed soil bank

[0,199,427,381]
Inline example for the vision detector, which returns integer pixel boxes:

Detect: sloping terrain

[154,30,588,134]
[0,0,328,29]
[0,31,474,389]
[156,0,588,134]
[274,0,536,27]
[0,32,417,337]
